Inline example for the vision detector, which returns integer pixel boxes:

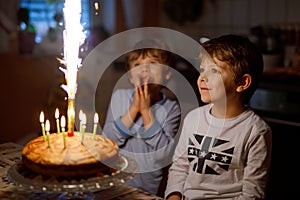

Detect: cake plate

[7,155,138,200]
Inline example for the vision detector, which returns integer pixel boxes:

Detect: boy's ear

[236,74,251,92]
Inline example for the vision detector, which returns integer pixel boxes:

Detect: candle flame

[79,110,84,121]
[45,120,50,133]
[82,113,87,125]
[39,111,44,123]
[94,113,99,124]
[55,108,59,119]
[61,115,66,128]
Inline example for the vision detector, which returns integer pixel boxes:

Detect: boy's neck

[210,102,247,119]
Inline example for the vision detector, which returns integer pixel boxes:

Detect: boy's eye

[211,68,219,74]
[199,68,205,73]
[149,60,159,65]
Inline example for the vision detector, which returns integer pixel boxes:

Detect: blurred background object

[0,0,19,54]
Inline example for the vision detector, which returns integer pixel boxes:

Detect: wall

[0,38,65,144]
[160,0,300,40]
[2,0,300,143]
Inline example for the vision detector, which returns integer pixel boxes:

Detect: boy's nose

[199,71,207,81]
[140,64,149,73]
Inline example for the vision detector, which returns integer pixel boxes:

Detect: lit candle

[45,119,50,148]
[93,113,99,139]
[61,115,66,148]
[39,111,46,141]
[79,110,83,133]
[81,113,86,144]
[55,108,60,133]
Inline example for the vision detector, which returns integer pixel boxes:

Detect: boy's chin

[200,97,211,104]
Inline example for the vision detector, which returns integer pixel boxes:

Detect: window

[20,0,90,43]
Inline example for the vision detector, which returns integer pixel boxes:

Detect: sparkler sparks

[60,0,86,132]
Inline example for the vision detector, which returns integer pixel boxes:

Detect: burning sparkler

[60,0,86,132]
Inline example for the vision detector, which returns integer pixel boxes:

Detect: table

[0,143,164,200]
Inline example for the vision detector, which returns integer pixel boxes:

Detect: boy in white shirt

[165,34,272,200]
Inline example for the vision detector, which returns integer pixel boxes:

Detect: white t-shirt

[165,104,272,200]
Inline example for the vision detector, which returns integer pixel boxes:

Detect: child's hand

[130,77,143,113]
[123,77,153,129]
[139,79,151,113]
[138,80,153,128]
[131,86,141,112]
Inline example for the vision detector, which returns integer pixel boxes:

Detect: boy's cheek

[131,77,141,87]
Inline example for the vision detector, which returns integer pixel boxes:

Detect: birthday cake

[21,132,121,178]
